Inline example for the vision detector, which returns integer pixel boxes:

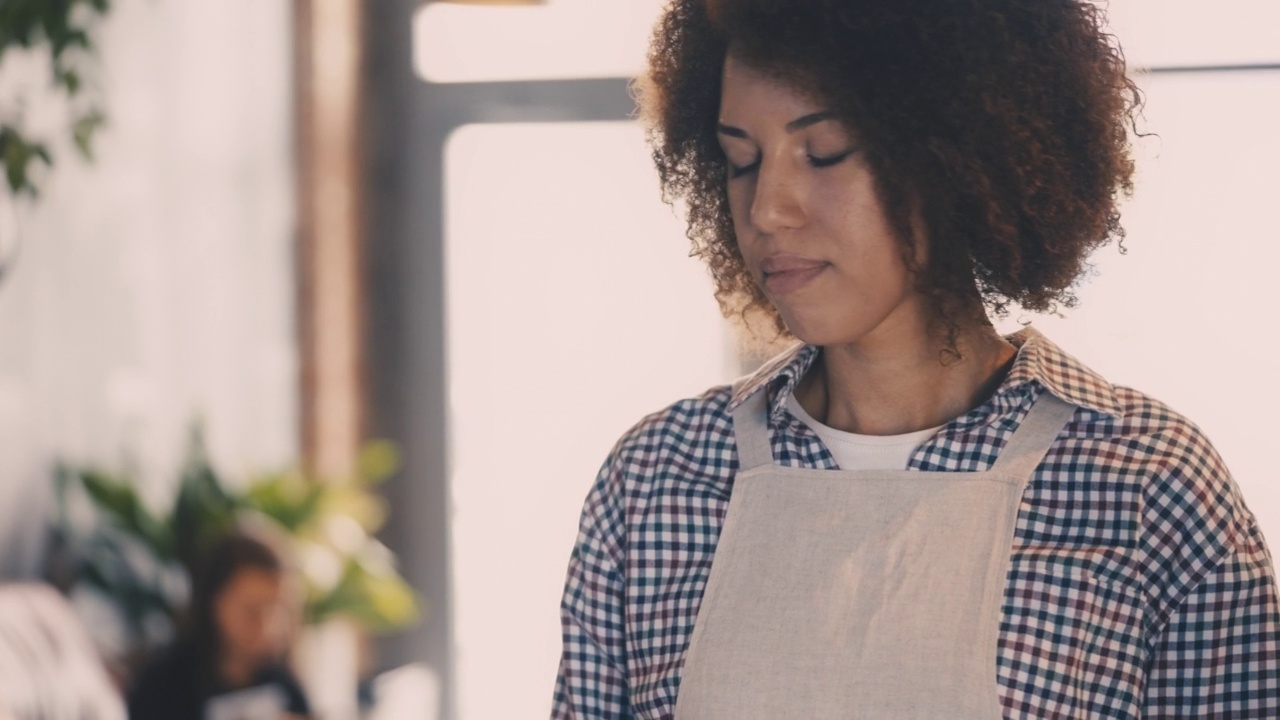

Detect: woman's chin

[780,315,849,348]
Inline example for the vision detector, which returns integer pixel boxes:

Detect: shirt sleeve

[551,453,632,720]
[1143,515,1280,716]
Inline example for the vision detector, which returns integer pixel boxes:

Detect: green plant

[52,428,421,663]
[0,0,111,198]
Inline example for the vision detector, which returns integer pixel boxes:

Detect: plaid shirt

[553,328,1280,719]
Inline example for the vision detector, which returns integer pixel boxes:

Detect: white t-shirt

[785,394,942,471]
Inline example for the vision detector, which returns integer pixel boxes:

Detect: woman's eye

[808,149,855,168]
[728,157,760,178]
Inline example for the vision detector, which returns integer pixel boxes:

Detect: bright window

[444,122,734,719]
[414,0,665,83]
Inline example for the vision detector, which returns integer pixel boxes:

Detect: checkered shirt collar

[727,326,1125,423]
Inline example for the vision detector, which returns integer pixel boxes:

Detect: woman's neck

[794,320,1017,436]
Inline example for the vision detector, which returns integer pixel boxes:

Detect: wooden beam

[296,0,365,481]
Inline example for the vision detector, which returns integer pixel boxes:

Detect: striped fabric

[552,327,1280,718]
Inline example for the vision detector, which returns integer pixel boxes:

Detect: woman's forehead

[719,54,858,132]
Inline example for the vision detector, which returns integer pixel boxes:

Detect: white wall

[0,0,297,577]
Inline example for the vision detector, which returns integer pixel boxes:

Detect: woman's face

[718,54,929,348]
[214,567,291,665]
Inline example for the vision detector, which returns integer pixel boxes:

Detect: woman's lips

[762,259,829,295]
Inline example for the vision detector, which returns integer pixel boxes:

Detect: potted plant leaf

[49,426,420,682]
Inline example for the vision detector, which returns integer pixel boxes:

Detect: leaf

[306,557,421,633]
[0,0,113,199]
[53,463,76,529]
[357,441,401,486]
[76,531,180,645]
[78,470,174,556]
[171,452,243,571]
[167,425,245,572]
[0,126,51,195]
[58,68,81,95]
[50,29,90,59]
[246,471,325,532]
[73,110,105,160]
[79,555,120,595]
[318,486,386,534]
[0,2,44,50]
[357,568,420,633]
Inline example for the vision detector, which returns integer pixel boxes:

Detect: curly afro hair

[636,0,1142,345]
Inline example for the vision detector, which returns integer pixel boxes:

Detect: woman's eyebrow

[716,111,836,139]
[785,111,835,132]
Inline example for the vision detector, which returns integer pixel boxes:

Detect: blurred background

[0,0,1275,719]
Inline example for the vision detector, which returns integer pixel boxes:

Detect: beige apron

[674,386,1076,719]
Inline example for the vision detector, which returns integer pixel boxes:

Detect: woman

[553,1,1280,718]
[128,532,311,720]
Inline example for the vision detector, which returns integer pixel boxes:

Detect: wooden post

[296,0,364,482]
[294,0,365,716]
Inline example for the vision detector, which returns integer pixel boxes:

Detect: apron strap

[990,389,1077,479]
[730,382,775,472]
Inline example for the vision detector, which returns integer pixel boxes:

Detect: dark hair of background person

[636,0,1144,349]
[182,532,285,697]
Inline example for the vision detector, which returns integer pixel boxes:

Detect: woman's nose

[749,161,807,234]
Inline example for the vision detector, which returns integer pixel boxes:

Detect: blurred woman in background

[128,532,311,720]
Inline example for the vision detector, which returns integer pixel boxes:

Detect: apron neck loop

[990,389,1077,478]
[730,382,775,471]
